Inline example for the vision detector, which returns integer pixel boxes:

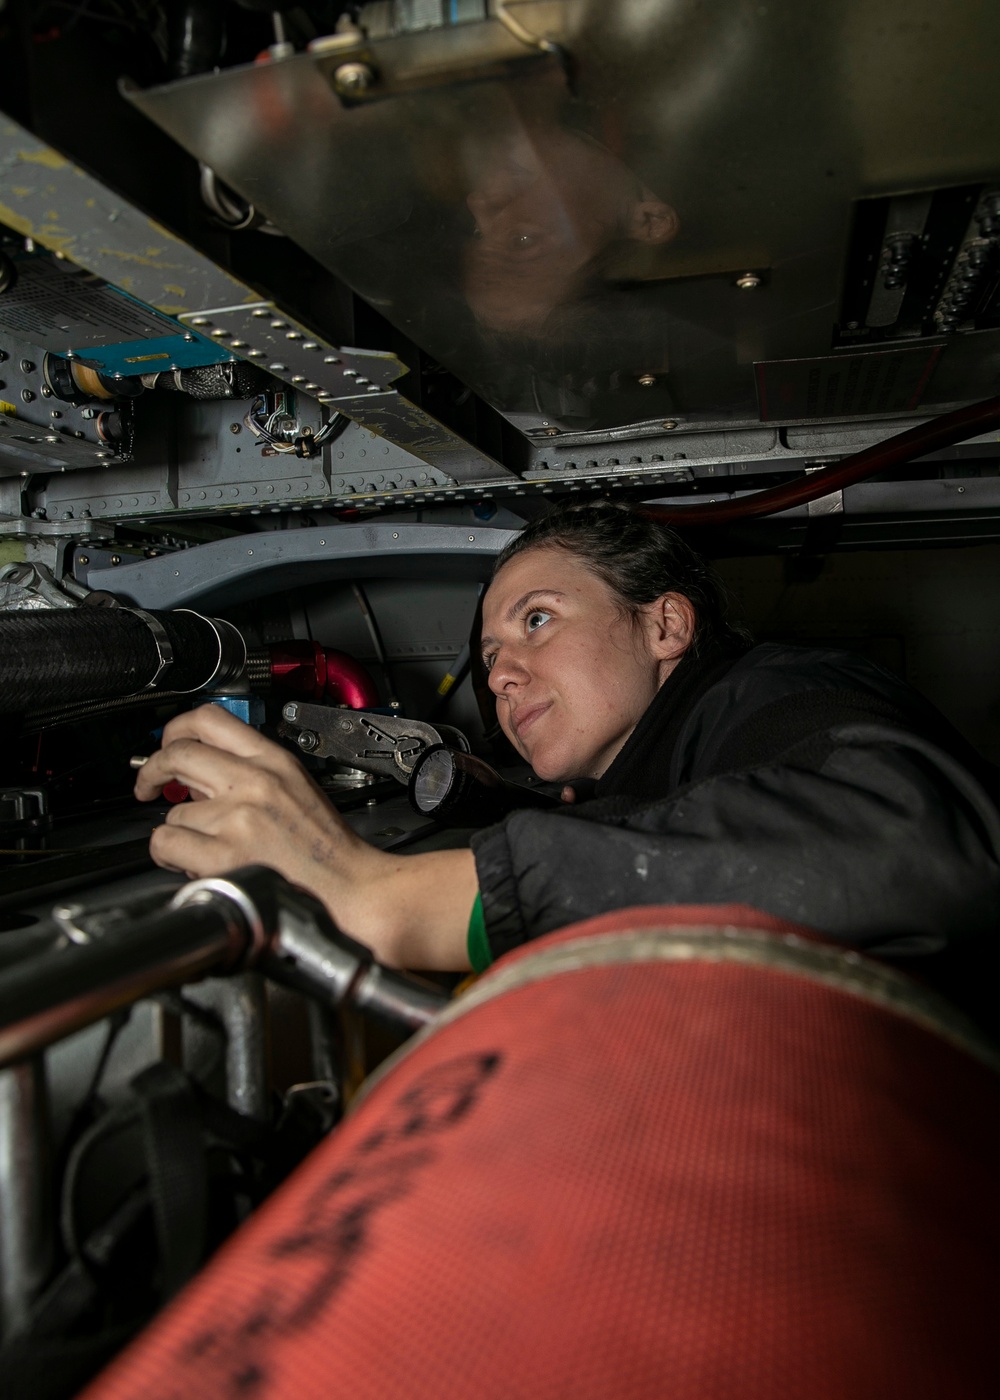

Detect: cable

[351,582,400,711]
[243,396,349,457]
[642,395,1000,528]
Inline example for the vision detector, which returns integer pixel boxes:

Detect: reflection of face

[464,128,678,334]
[481,547,672,782]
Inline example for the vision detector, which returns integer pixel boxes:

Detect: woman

[135,502,1000,980]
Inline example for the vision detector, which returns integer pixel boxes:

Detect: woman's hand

[135,703,364,894]
[134,704,477,971]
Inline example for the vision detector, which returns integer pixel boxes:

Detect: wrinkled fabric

[471,645,1000,982]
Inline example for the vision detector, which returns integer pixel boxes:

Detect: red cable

[641,394,1000,527]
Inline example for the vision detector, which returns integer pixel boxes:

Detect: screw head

[296,730,320,753]
[334,61,376,97]
[78,555,89,564]
[541,426,560,436]
[638,373,656,387]
[662,420,679,430]
[21,389,35,403]
[735,272,762,290]
[283,702,300,721]
[229,422,242,434]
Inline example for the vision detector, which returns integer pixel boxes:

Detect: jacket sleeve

[469,723,1000,965]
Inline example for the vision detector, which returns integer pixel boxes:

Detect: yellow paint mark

[94,245,185,271]
[0,201,33,237]
[163,284,187,298]
[9,185,37,199]
[46,210,59,222]
[123,352,170,363]
[0,541,28,568]
[86,197,96,208]
[0,401,17,417]
[18,147,69,170]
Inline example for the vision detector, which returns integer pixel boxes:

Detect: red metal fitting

[266,641,379,709]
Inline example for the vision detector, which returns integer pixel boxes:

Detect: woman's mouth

[512,702,551,738]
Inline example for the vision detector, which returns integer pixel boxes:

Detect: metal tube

[0,903,248,1070]
[643,394,1000,526]
[217,972,270,1120]
[0,1058,53,1341]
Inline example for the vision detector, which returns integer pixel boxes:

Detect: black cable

[351,582,400,711]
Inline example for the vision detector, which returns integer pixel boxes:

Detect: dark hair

[492,500,748,652]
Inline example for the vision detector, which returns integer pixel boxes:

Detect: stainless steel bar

[0,1058,53,1342]
[217,972,270,1120]
[0,903,249,1069]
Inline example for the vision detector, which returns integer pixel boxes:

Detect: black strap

[131,1062,208,1300]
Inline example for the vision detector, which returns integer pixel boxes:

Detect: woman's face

[480,546,692,782]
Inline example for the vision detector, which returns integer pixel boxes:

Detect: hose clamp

[131,608,175,689]
[175,610,247,693]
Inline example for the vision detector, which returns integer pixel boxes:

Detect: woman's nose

[487,644,529,694]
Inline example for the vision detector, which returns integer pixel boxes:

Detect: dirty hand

[134,703,370,904]
[133,704,478,971]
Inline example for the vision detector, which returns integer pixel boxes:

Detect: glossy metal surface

[0,1059,53,1341]
[127,1,1000,431]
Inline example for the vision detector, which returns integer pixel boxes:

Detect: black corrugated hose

[0,608,246,711]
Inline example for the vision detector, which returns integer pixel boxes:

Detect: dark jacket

[471,643,1000,1000]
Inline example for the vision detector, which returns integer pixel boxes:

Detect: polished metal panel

[126,1,1000,432]
[0,118,513,486]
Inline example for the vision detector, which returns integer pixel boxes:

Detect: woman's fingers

[135,736,278,804]
[149,821,229,878]
[134,705,296,801]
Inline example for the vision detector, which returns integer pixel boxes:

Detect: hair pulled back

[492,500,746,652]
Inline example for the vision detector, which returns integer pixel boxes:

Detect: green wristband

[466,892,493,974]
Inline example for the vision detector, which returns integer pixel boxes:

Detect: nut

[296,730,320,753]
[333,61,375,97]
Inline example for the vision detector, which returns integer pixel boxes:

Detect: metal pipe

[0,902,249,1069]
[0,870,445,1073]
[0,1058,53,1341]
[217,972,270,1120]
[642,394,1000,526]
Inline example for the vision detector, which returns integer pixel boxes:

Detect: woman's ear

[644,592,697,665]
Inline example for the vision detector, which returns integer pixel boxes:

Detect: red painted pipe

[267,642,380,709]
[642,394,1000,526]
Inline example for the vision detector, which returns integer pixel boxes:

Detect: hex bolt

[334,61,376,97]
[296,730,320,753]
[735,272,762,290]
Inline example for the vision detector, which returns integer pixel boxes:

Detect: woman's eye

[526,609,552,632]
